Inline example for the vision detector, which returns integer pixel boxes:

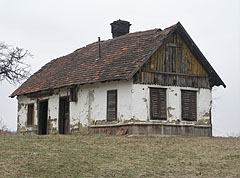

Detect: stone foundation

[90,123,212,137]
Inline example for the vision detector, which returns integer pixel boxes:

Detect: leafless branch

[0,42,32,84]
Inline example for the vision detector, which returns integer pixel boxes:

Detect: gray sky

[0,0,239,136]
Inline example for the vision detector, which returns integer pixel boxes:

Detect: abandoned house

[10,20,226,136]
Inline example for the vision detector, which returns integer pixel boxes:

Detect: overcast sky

[0,0,239,136]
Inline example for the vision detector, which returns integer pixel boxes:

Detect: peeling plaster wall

[47,93,59,133]
[131,84,212,125]
[17,80,212,135]
[17,80,133,134]
[70,80,133,132]
[17,88,68,134]
[17,95,38,133]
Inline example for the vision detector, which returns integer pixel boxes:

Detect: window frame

[181,90,197,121]
[106,89,118,122]
[150,87,167,120]
[27,103,34,126]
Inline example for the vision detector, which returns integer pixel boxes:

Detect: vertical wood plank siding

[107,90,117,121]
[134,33,210,88]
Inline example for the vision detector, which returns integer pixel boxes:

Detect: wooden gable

[134,32,211,88]
[144,33,208,76]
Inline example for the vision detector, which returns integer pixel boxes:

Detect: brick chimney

[110,19,131,38]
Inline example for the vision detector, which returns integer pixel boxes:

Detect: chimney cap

[110,19,131,26]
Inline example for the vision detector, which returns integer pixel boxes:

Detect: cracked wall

[17,80,212,135]
[131,84,212,125]
[70,80,133,131]
[17,88,68,134]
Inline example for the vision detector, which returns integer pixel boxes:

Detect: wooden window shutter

[181,90,197,121]
[69,86,78,102]
[107,90,117,121]
[150,88,167,120]
[27,104,34,126]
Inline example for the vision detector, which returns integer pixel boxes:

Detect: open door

[38,100,48,135]
[59,97,70,134]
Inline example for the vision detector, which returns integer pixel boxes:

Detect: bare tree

[0,42,31,83]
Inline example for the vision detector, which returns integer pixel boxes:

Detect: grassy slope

[0,135,240,178]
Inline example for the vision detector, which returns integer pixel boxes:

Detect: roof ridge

[73,24,178,53]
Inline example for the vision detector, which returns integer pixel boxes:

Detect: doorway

[59,97,70,134]
[38,100,48,135]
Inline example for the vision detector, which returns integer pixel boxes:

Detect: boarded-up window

[181,90,197,121]
[107,90,117,121]
[150,88,167,120]
[27,104,34,126]
[165,43,182,73]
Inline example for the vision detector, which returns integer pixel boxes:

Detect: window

[27,104,34,126]
[181,90,197,121]
[165,43,182,73]
[107,90,117,121]
[69,86,78,102]
[150,88,167,120]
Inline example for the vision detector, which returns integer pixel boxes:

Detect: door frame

[38,99,48,135]
[58,96,70,134]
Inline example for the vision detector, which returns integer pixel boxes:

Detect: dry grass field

[0,135,240,178]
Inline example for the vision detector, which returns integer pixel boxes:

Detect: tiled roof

[11,25,175,97]
[10,22,225,97]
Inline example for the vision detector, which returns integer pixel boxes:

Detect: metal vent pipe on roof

[98,37,101,58]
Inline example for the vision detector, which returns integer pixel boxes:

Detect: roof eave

[176,22,226,88]
[10,77,128,98]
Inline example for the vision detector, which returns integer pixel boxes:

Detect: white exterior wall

[17,80,133,133]
[132,84,212,124]
[17,95,38,132]
[17,80,212,134]
[17,88,68,133]
[70,80,133,129]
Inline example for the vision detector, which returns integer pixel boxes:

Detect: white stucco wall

[17,80,212,134]
[70,80,133,128]
[131,84,212,124]
[17,88,68,133]
[17,80,133,133]
[17,95,37,131]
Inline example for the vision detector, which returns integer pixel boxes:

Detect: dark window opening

[59,97,70,134]
[150,88,167,120]
[181,90,197,121]
[69,86,78,102]
[27,104,34,126]
[38,100,48,135]
[107,90,117,121]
